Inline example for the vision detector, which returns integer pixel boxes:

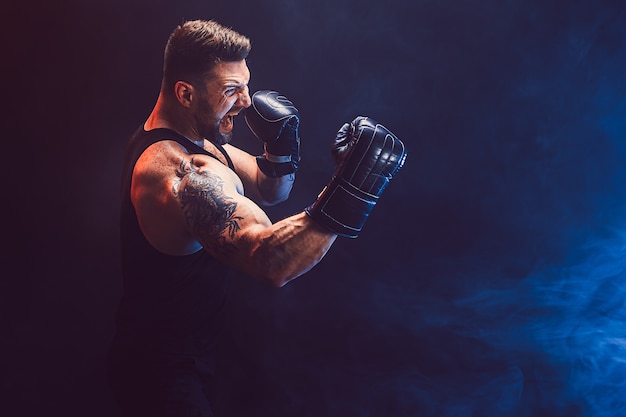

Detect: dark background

[3,0,626,416]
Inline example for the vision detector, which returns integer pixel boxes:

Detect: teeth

[220,115,233,130]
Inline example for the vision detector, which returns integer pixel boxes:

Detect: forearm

[256,170,295,206]
[244,212,336,286]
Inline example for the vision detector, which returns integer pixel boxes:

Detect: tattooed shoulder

[172,158,243,254]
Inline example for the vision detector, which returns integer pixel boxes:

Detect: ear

[173,81,195,108]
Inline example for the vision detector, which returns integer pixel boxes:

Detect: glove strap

[265,151,292,164]
[256,155,297,178]
[305,177,379,238]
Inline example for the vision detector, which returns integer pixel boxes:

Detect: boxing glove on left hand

[244,90,300,177]
[305,116,407,238]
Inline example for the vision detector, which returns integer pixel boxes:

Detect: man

[107,19,406,416]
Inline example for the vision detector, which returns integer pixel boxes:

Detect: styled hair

[162,20,251,89]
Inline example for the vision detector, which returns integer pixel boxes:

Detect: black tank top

[114,127,234,356]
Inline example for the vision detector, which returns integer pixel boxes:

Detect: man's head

[163,20,251,91]
[162,20,252,145]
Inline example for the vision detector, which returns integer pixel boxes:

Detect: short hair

[162,20,251,89]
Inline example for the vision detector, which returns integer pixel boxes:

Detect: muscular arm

[132,141,335,287]
[172,155,335,286]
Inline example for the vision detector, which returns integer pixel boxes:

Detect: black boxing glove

[305,116,407,238]
[244,90,300,177]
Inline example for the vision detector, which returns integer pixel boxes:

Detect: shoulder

[133,140,244,196]
[134,140,217,178]
[135,140,187,173]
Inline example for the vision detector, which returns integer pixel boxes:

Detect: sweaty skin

[132,60,337,287]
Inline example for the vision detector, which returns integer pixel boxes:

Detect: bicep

[172,158,271,259]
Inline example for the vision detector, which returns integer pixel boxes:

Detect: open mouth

[220,114,234,133]
[219,107,244,134]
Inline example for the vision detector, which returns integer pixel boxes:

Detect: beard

[195,99,233,146]
[200,121,232,146]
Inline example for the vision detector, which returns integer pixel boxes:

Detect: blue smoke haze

[213,1,626,416]
[3,0,626,416]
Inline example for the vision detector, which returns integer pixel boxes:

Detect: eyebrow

[221,82,248,94]
[223,81,245,87]
[223,80,246,87]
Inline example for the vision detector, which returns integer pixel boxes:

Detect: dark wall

[3,0,626,416]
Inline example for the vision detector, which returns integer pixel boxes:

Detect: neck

[144,93,203,142]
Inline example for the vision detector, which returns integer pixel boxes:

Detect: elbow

[258,190,291,207]
[257,174,295,207]
[268,277,290,288]
[256,268,301,288]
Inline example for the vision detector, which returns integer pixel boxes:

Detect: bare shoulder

[133,140,190,180]
[133,140,241,190]
[131,140,241,255]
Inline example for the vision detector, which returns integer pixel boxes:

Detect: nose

[237,86,251,108]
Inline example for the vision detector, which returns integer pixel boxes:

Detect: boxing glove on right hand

[244,90,300,177]
[305,116,407,238]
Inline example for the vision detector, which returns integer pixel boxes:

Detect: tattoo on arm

[172,158,243,254]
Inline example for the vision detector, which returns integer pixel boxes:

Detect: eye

[224,87,237,97]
